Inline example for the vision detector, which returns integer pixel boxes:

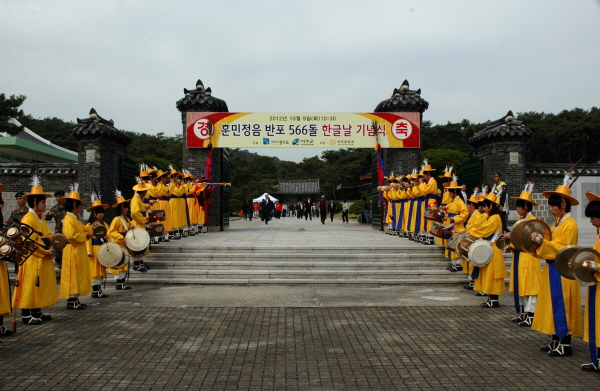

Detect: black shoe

[117,283,133,290]
[66,301,86,310]
[91,291,109,298]
[481,300,499,308]
[32,312,52,321]
[449,265,463,272]
[519,316,533,327]
[540,340,558,352]
[463,282,474,290]
[581,362,600,372]
[512,313,526,323]
[0,325,13,335]
[475,291,487,297]
[548,345,572,357]
[22,316,42,324]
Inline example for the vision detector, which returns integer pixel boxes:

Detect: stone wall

[383,149,421,176]
[0,163,77,194]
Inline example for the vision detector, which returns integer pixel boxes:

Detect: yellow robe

[0,261,10,317]
[107,215,131,274]
[418,177,438,233]
[445,196,469,260]
[437,189,452,247]
[532,213,582,337]
[11,210,58,309]
[584,235,600,347]
[196,184,207,225]
[60,213,92,299]
[463,211,485,273]
[85,221,109,281]
[509,213,541,296]
[469,214,507,295]
[186,183,200,225]
[383,190,393,224]
[154,182,173,232]
[130,192,148,229]
[169,183,187,229]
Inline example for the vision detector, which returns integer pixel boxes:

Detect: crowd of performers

[380,160,600,372]
[0,164,218,339]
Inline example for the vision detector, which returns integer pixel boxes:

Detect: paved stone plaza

[1,217,599,390]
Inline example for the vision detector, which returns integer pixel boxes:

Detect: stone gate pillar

[468,110,531,215]
[72,109,132,221]
[176,80,229,231]
[374,80,429,175]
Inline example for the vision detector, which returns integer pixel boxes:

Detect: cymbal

[572,248,600,286]
[554,245,581,280]
[93,225,107,239]
[511,219,551,256]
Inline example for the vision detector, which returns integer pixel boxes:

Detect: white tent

[252,193,278,203]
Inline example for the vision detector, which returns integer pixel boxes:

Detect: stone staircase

[128,242,475,286]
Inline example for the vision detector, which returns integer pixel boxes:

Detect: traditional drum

[97,242,128,269]
[424,208,444,222]
[430,222,453,239]
[146,223,164,237]
[455,233,493,267]
[50,233,68,250]
[125,227,150,257]
[447,231,467,251]
[148,209,166,223]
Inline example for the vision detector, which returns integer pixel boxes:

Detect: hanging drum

[424,208,444,222]
[430,222,453,239]
[97,242,128,269]
[148,210,166,223]
[146,223,164,237]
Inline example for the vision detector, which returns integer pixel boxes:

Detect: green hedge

[229,199,243,215]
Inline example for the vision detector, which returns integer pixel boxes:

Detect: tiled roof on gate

[176,79,229,112]
[274,179,320,195]
[469,110,532,147]
[73,108,132,144]
[374,80,429,113]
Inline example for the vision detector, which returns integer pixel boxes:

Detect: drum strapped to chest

[454,233,493,267]
[125,227,150,257]
[145,223,164,237]
[424,208,445,222]
[430,222,453,239]
[97,242,129,269]
[148,209,166,223]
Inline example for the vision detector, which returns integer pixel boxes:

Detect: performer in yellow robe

[469,192,506,307]
[108,188,133,290]
[532,178,581,357]
[437,166,453,248]
[504,182,541,327]
[84,194,110,299]
[418,160,437,244]
[195,178,207,231]
[154,169,173,241]
[12,178,57,324]
[581,192,600,371]
[60,183,93,310]
[461,193,484,290]
[168,166,186,236]
[444,176,469,272]
[183,170,199,232]
[405,170,418,236]
[130,178,151,271]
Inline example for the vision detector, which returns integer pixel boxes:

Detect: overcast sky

[2,1,599,163]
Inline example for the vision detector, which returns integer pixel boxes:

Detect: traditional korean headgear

[468,190,481,204]
[112,187,130,208]
[410,168,419,180]
[510,181,539,207]
[86,187,109,212]
[482,191,501,205]
[153,166,166,178]
[446,174,462,190]
[586,192,600,203]
[421,158,436,172]
[63,182,86,203]
[182,169,194,179]
[139,162,152,178]
[23,174,52,198]
[542,172,579,206]
[168,164,183,178]
[438,165,453,179]
[132,177,151,192]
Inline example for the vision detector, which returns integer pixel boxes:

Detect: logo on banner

[392,119,412,140]
[193,119,214,140]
